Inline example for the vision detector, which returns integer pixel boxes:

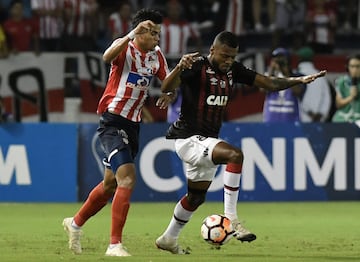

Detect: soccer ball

[200,214,234,246]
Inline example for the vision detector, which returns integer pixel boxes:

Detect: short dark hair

[213,31,239,48]
[132,9,163,28]
[347,54,360,63]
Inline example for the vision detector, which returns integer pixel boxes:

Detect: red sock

[180,195,198,211]
[110,187,132,244]
[74,182,113,226]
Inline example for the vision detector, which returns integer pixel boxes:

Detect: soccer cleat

[155,235,190,255]
[232,220,257,242]
[105,243,131,257]
[62,217,82,254]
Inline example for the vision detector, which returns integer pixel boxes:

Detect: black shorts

[97,111,140,160]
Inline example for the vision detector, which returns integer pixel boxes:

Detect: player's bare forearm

[103,37,129,63]
[160,65,182,93]
[161,52,201,93]
[255,70,326,92]
[269,77,303,91]
[103,20,157,63]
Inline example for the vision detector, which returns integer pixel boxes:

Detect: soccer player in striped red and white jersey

[62,9,174,257]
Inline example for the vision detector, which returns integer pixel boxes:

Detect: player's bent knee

[103,179,117,194]
[229,148,244,163]
[116,171,136,188]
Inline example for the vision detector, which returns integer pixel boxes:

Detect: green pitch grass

[0,202,359,262]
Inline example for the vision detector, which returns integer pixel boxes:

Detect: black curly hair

[131,8,163,29]
[213,31,239,49]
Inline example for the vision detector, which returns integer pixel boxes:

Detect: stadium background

[0,52,359,203]
[0,0,360,203]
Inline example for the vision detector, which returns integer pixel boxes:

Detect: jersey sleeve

[232,62,257,86]
[112,44,127,66]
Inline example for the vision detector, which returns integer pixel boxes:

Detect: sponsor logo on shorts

[196,135,206,141]
[118,129,129,144]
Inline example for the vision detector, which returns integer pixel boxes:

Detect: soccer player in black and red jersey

[155,31,326,254]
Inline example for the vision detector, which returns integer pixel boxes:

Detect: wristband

[127,30,135,40]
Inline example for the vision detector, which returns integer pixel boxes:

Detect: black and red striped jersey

[166,56,257,139]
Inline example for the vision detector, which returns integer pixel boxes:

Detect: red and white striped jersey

[31,0,63,39]
[97,40,170,122]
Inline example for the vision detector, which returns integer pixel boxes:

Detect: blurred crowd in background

[0,0,359,56]
[0,0,359,125]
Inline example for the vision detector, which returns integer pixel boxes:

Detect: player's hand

[134,20,156,35]
[300,70,327,84]
[156,92,175,109]
[178,52,201,70]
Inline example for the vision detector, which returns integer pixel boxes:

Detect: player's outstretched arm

[157,52,199,109]
[298,70,327,84]
[160,52,200,94]
[254,70,327,92]
[103,20,156,63]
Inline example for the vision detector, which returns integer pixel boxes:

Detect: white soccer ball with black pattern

[200,214,234,246]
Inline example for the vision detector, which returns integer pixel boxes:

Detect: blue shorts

[97,111,140,163]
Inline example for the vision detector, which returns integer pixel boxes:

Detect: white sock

[71,219,81,230]
[223,170,241,221]
[163,199,193,239]
[109,243,120,248]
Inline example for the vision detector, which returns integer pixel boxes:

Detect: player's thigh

[184,161,218,182]
[175,136,221,182]
[174,135,221,166]
[97,112,140,159]
[212,141,243,164]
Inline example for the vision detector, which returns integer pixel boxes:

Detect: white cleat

[105,242,131,257]
[155,235,190,255]
[232,219,257,242]
[62,217,82,254]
